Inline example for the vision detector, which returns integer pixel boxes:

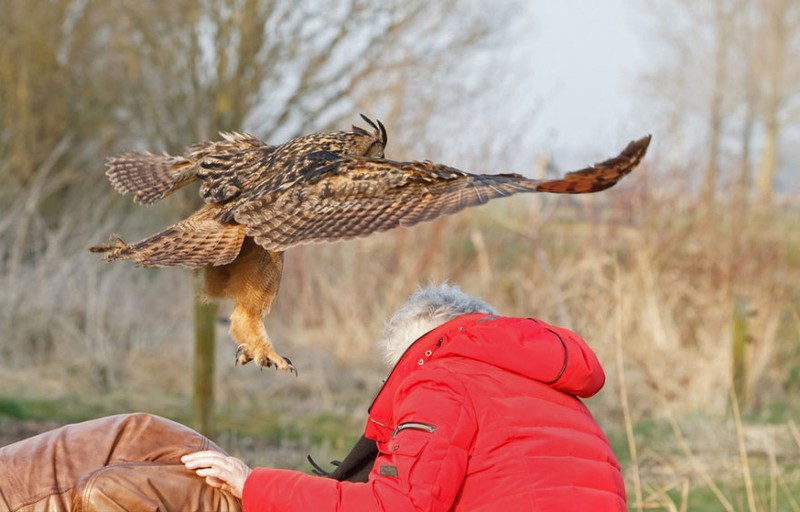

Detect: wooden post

[193,275,218,436]
[731,296,749,408]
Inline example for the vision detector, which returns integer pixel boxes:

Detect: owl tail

[105,152,194,205]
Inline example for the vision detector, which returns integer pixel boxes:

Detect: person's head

[379,283,497,367]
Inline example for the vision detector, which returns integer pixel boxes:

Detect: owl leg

[229,304,296,374]
[207,241,295,374]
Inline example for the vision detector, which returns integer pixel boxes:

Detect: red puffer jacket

[243,314,626,511]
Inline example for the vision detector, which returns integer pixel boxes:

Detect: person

[0,412,240,512]
[0,284,626,511]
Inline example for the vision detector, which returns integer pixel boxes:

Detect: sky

[523,0,647,158]
[416,0,651,176]
[518,1,797,192]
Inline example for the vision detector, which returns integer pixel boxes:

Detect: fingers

[182,451,236,477]
[182,451,252,499]
[204,475,230,492]
[205,475,224,488]
[181,450,230,467]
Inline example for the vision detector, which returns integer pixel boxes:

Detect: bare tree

[639,0,800,206]
[754,0,800,207]
[732,0,761,206]
[638,0,735,203]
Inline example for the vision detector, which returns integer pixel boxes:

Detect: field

[1,180,799,511]
[2,1,799,509]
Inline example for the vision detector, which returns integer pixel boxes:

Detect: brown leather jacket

[0,413,240,512]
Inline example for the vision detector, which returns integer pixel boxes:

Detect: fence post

[731,296,750,408]
[193,275,217,436]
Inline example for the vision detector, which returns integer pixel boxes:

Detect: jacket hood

[437,314,605,395]
[366,314,606,440]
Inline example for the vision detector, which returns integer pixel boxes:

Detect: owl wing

[534,134,651,193]
[105,132,275,206]
[190,132,276,204]
[105,152,197,205]
[90,206,246,268]
[233,135,651,251]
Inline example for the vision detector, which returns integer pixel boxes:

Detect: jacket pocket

[375,427,433,484]
[392,421,436,438]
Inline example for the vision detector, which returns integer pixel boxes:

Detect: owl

[91,115,650,374]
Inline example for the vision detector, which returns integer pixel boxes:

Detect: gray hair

[380,283,497,366]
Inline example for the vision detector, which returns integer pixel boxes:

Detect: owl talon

[234,343,296,374]
[254,353,296,375]
[235,344,253,366]
[283,357,298,377]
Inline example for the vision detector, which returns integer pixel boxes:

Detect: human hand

[182,451,252,499]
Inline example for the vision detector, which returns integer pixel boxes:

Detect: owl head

[348,114,387,158]
[279,114,387,160]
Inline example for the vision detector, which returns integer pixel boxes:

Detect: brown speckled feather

[105,152,195,205]
[104,132,275,206]
[190,132,276,204]
[91,205,245,268]
[534,135,651,193]
[232,134,652,251]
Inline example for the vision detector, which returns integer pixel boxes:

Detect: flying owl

[91,115,651,374]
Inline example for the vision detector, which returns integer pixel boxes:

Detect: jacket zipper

[391,422,436,438]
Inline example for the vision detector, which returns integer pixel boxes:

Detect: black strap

[307,434,378,483]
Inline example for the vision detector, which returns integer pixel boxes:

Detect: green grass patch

[0,394,111,423]
[658,475,800,512]
[213,404,362,448]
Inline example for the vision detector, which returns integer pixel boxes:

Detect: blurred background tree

[641,0,800,208]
